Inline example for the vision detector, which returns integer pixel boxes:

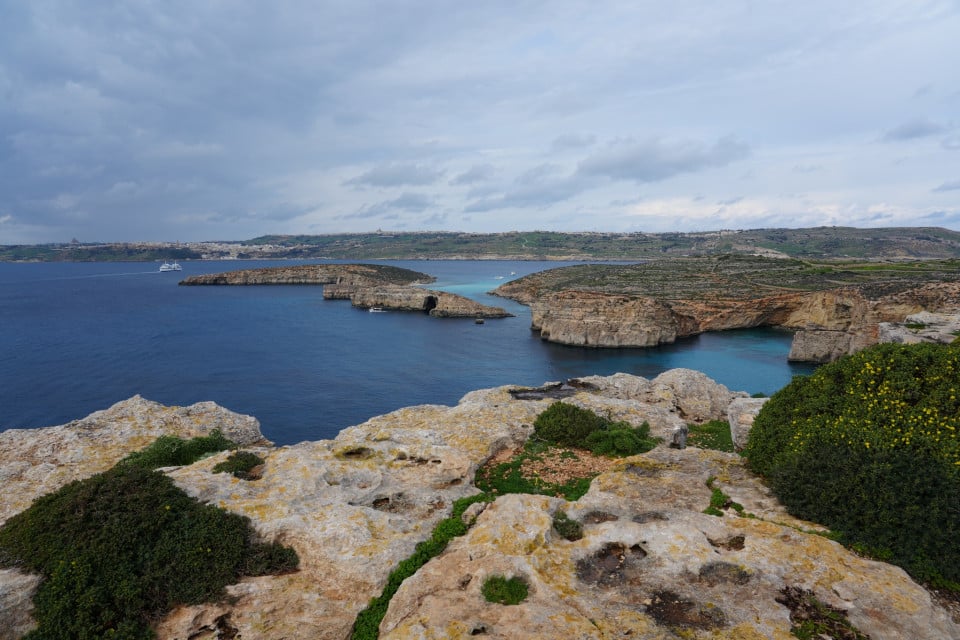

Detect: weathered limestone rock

[0,571,40,640]
[879,311,960,346]
[727,397,769,451]
[2,375,958,639]
[179,264,434,287]
[575,370,745,424]
[380,447,959,640]
[0,395,266,526]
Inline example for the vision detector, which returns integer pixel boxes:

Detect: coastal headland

[180,263,513,319]
[493,255,960,362]
[1,372,956,639]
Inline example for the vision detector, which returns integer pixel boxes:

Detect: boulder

[727,397,769,451]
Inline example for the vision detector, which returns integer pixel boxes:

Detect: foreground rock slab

[1,371,957,639]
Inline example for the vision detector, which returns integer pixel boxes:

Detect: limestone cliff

[495,256,960,361]
[2,373,957,639]
[324,284,512,318]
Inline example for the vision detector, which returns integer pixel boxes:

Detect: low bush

[120,429,235,469]
[534,402,659,457]
[481,575,529,605]
[0,462,298,639]
[743,343,960,587]
[474,440,592,500]
[213,450,265,480]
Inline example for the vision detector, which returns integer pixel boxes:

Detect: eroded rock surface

[1,373,957,639]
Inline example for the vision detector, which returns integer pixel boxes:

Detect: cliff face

[508,259,960,361]
[2,375,957,639]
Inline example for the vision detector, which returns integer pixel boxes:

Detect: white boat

[159,261,182,272]
[510,271,517,275]
[369,307,386,313]
[493,275,504,280]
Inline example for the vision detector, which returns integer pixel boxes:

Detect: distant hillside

[245,227,960,260]
[5,227,960,262]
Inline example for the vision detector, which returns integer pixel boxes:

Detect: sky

[1,1,958,244]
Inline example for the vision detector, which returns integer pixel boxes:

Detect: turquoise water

[0,260,815,445]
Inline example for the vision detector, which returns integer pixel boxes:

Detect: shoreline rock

[1,372,957,639]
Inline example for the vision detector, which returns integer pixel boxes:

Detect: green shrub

[534,402,659,456]
[533,402,611,447]
[552,511,583,541]
[213,450,265,479]
[743,343,960,586]
[0,463,298,639]
[474,440,593,500]
[120,429,236,469]
[481,575,529,605]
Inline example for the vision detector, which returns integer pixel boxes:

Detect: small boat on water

[159,261,182,272]
[369,307,386,313]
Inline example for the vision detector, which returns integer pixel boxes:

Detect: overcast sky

[1,1,958,243]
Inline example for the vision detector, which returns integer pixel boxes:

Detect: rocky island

[493,255,960,362]
[1,371,957,639]
[180,263,512,319]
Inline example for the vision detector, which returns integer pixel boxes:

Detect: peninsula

[493,255,960,362]
[180,263,513,319]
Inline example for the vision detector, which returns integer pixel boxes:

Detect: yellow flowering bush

[744,343,960,587]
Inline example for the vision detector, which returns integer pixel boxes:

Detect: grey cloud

[718,196,743,205]
[345,163,444,188]
[552,133,596,150]
[343,192,434,219]
[933,180,960,192]
[450,164,496,186]
[881,118,946,141]
[577,136,750,184]
[421,212,448,226]
[793,164,823,173]
[943,136,960,151]
[464,167,592,213]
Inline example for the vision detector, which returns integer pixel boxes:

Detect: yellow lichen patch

[588,609,667,638]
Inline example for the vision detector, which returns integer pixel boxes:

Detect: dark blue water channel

[0,260,815,445]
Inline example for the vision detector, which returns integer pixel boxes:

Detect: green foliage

[120,429,236,469]
[474,440,593,500]
[481,575,529,605]
[584,423,659,457]
[744,343,960,586]
[0,464,298,639]
[534,402,659,457]
[213,450,265,480]
[533,402,612,448]
[686,420,735,452]
[703,476,745,517]
[552,511,583,541]
[351,493,494,639]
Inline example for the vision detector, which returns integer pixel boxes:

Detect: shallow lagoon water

[0,260,814,445]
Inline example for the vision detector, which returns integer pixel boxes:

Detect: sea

[0,260,816,446]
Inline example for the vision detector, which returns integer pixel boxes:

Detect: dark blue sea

[0,260,815,445]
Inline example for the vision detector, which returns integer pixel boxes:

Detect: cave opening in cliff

[423,295,438,314]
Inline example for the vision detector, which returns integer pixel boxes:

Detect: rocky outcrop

[180,263,511,318]
[727,397,769,451]
[2,373,957,639]
[179,263,434,287]
[878,311,960,346]
[325,284,512,318]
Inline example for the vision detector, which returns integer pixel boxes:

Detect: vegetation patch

[213,450,266,480]
[533,402,659,457]
[475,440,608,501]
[743,343,960,587]
[776,586,870,640]
[687,420,735,452]
[351,493,494,640]
[703,476,745,517]
[0,444,298,639]
[120,429,236,469]
[552,510,584,541]
[481,575,529,605]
